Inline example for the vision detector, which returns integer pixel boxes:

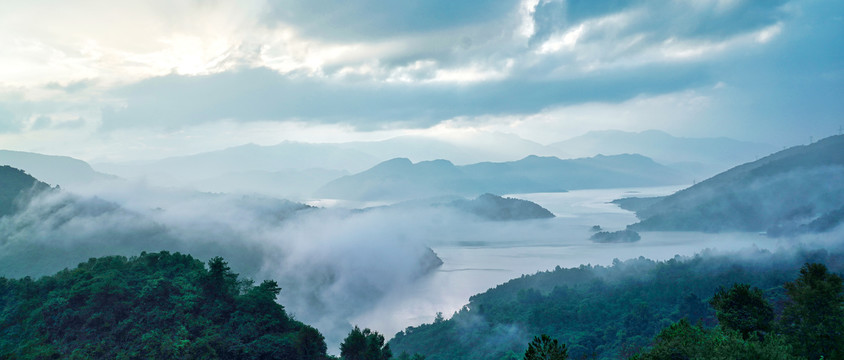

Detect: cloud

[45,79,97,94]
[0,184,446,348]
[100,63,711,131]
[90,0,802,134]
[0,105,21,133]
[530,0,790,43]
[1,0,841,157]
[262,0,521,41]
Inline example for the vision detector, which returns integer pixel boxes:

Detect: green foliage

[709,283,774,339]
[389,249,843,360]
[395,352,426,360]
[0,251,329,359]
[780,263,844,360]
[341,326,392,360]
[523,334,568,360]
[631,319,799,360]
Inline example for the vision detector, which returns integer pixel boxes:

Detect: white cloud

[538,24,585,54]
[431,90,718,144]
[517,0,541,38]
[1,0,833,159]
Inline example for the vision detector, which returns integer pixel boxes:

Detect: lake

[350,185,789,338]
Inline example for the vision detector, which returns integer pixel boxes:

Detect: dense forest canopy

[0,251,330,359]
[389,245,844,359]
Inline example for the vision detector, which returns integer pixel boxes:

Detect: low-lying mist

[3,180,840,351]
[0,182,454,347]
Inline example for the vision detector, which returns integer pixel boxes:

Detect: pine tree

[523,334,568,360]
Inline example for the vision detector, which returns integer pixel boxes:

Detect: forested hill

[388,246,844,360]
[625,134,844,234]
[0,251,331,359]
[0,165,51,217]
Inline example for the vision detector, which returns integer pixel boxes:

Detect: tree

[631,319,798,360]
[678,293,710,323]
[204,256,238,299]
[709,283,774,339]
[340,326,391,360]
[0,252,330,359]
[523,334,568,360]
[295,326,327,359]
[396,352,426,360]
[780,263,844,360]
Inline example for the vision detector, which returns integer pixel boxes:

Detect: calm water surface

[353,185,788,338]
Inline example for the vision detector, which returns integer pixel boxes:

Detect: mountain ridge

[624,134,844,233]
[317,154,688,201]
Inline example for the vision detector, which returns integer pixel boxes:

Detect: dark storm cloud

[100,64,711,130]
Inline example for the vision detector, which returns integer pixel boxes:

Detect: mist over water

[0,180,825,352]
[349,186,793,339]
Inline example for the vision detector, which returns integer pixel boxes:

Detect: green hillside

[0,251,330,359]
[625,135,844,234]
[388,247,844,359]
[0,165,51,218]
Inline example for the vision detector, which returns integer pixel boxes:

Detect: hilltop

[0,165,52,217]
[0,150,115,188]
[623,135,844,234]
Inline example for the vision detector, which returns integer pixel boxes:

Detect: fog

[0,182,443,347]
[346,187,799,338]
[1,178,840,351]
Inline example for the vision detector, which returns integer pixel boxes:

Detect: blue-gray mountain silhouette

[317,154,687,201]
[625,135,844,234]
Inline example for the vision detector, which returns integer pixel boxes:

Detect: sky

[0,0,842,162]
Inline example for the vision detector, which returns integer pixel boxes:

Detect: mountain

[0,251,330,359]
[0,150,115,188]
[625,134,844,234]
[550,130,777,179]
[336,133,559,165]
[0,165,52,217]
[192,168,349,200]
[94,142,380,186]
[92,133,562,198]
[316,154,688,201]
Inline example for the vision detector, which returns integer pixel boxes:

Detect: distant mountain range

[4,130,776,200]
[550,130,777,179]
[191,168,349,199]
[316,154,688,201]
[94,142,379,184]
[0,150,115,189]
[334,133,557,165]
[620,134,844,234]
[92,133,561,198]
